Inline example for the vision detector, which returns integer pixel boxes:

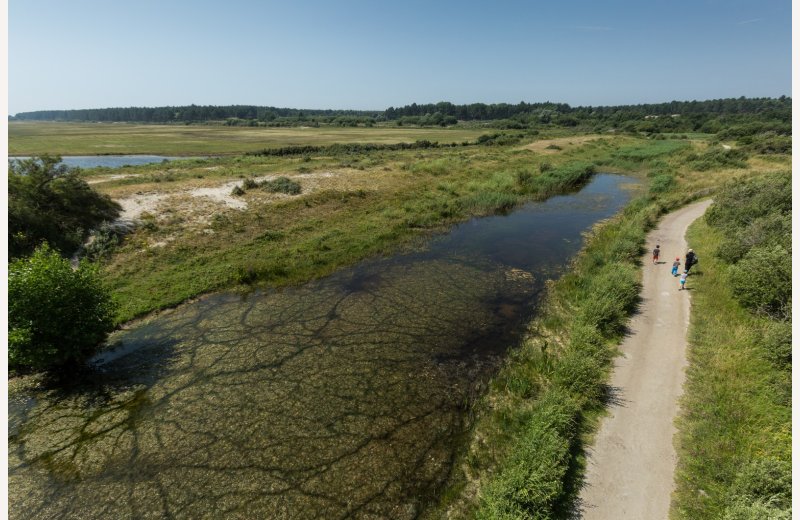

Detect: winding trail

[577,199,712,519]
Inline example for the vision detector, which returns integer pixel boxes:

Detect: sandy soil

[577,199,712,519]
[112,171,339,223]
[521,135,604,153]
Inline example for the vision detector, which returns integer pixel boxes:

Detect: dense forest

[11,97,791,134]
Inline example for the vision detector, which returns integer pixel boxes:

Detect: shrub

[715,212,791,264]
[706,172,791,232]
[729,245,791,320]
[728,458,792,508]
[261,176,302,195]
[722,500,791,520]
[722,458,792,519]
[477,390,579,519]
[686,146,749,171]
[649,174,675,194]
[760,321,791,368]
[8,155,121,259]
[82,222,125,261]
[9,244,117,371]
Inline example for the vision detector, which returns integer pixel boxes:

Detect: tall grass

[672,216,791,519]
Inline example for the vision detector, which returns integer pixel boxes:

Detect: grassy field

[8,121,490,156]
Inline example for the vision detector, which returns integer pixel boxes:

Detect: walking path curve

[577,199,713,519]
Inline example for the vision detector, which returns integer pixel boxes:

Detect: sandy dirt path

[577,199,712,519]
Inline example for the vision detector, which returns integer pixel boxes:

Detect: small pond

[8,155,206,169]
[8,174,641,519]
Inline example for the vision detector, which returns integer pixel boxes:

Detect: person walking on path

[679,271,688,290]
[652,244,661,264]
[685,249,697,273]
[671,257,681,276]
[578,199,712,520]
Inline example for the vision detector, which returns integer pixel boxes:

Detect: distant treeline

[11,97,791,135]
[11,105,381,124]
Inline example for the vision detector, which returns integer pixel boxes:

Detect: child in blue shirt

[679,271,688,290]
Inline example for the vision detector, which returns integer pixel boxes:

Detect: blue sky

[8,0,792,114]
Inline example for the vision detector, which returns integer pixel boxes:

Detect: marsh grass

[100,139,640,323]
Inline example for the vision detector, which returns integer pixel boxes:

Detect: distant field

[8,122,489,156]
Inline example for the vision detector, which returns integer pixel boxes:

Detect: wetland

[9,174,640,519]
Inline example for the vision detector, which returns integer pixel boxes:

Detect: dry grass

[520,134,606,154]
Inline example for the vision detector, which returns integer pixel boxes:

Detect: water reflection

[8,174,640,519]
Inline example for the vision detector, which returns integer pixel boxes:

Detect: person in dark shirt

[685,249,698,273]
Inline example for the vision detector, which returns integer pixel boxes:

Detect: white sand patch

[189,181,248,210]
[118,193,170,221]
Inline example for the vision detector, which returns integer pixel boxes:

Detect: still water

[8,155,203,169]
[8,174,640,519]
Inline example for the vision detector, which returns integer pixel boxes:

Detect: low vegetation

[673,172,791,519]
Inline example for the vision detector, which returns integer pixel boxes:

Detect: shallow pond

[8,174,641,519]
[8,155,205,169]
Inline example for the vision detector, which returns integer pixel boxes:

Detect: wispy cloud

[565,25,613,32]
[737,18,763,25]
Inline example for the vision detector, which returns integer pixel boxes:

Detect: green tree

[9,155,121,259]
[9,244,117,371]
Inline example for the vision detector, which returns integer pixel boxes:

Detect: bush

[9,245,117,371]
[728,458,792,508]
[685,146,749,171]
[722,458,792,519]
[715,213,791,264]
[649,173,675,194]
[82,222,125,261]
[729,245,791,320]
[261,176,301,195]
[722,500,791,520]
[477,391,579,519]
[706,172,791,232]
[8,155,121,259]
[760,321,791,368]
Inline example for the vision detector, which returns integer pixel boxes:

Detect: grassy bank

[672,172,791,519]
[672,219,791,518]
[97,137,643,322]
[431,189,678,518]
[426,145,790,518]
